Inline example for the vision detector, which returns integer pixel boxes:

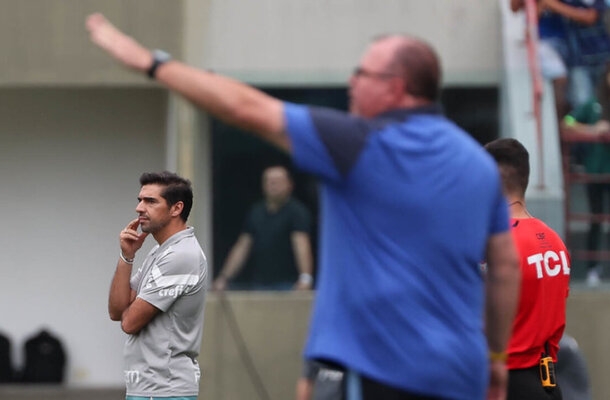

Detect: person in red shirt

[486,138,571,400]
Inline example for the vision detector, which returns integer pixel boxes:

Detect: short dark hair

[381,35,442,102]
[484,138,530,197]
[139,171,193,221]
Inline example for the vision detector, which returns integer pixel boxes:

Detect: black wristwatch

[146,49,172,79]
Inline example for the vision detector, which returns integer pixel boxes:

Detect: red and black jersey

[507,218,571,370]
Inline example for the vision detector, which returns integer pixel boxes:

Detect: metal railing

[524,0,546,189]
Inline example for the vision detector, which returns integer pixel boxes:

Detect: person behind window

[213,165,314,291]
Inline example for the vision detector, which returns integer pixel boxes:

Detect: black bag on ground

[0,332,14,383]
[21,329,66,383]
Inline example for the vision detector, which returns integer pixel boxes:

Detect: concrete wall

[0,0,501,87]
[566,290,610,400]
[0,291,608,398]
[0,0,184,86]
[0,88,167,385]
[200,0,502,86]
[0,1,196,387]
[205,291,610,400]
[199,293,312,400]
[498,0,566,238]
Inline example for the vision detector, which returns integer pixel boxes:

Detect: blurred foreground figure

[88,14,520,399]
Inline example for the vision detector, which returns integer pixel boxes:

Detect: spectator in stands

[560,0,610,109]
[511,0,571,119]
[486,138,571,400]
[513,0,610,286]
[213,165,314,291]
[87,13,521,399]
[563,0,610,286]
[511,0,610,117]
[562,65,610,286]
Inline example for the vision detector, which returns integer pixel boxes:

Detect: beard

[140,217,170,234]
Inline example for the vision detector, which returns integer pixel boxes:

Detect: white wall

[0,88,166,386]
[199,0,502,85]
[498,0,565,235]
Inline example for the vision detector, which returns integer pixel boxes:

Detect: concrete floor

[0,386,124,400]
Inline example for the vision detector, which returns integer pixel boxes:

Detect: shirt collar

[158,226,194,250]
[376,103,443,121]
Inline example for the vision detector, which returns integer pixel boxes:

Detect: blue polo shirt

[284,103,509,399]
[564,0,610,67]
[539,11,567,40]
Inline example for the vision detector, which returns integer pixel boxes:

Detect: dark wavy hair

[140,171,193,221]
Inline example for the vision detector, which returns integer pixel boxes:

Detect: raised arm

[86,13,290,152]
[540,0,599,25]
[108,219,159,335]
[109,218,148,320]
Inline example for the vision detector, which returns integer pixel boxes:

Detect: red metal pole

[524,0,545,189]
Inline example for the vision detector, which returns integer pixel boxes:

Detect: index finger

[126,218,140,231]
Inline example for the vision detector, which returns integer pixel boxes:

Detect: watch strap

[146,49,172,79]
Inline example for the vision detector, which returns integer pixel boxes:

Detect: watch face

[154,49,172,63]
